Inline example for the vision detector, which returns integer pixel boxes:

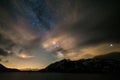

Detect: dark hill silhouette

[0,64,20,72]
[39,52,120,73]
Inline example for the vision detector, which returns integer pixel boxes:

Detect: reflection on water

[0,72,119,80]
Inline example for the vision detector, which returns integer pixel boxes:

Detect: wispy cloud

[16,53,34,59]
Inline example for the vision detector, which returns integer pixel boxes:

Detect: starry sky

[0,0,120,70]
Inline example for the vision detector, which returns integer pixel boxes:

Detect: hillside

[0,64,20,72]
[40,52,120,73]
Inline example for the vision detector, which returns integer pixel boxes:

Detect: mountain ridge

[39,52,120,73]
[0,52,120,72]
[0,64,20,72]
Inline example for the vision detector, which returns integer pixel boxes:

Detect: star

[109,44,113,47]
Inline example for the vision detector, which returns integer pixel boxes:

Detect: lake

[0,72,119,80]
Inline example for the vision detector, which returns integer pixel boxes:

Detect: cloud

[40,0,120,60]
[16,53,34,59]
[0,0,120,64]
[0,48,11,56]
[64,0,119,46]
[0,48,12,62]
[0,34,15,48]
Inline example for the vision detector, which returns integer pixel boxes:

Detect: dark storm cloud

[0,0,119,51]
[59,0,120,47]
[0,48,9,56]
[0,34,15,49]
[0,48,10,62]
[0,34,13,56]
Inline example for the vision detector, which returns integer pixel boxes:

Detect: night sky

[0,0,120,70]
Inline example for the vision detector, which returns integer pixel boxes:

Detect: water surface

[0,72,119,80]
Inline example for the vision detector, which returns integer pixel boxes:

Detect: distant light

[17,53,34,59]
[52,41,56,45]
[109,44,113,47]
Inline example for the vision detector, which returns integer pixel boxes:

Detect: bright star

[109,44,113,47]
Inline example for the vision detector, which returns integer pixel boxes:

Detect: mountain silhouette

[0,64,20,72]
[39,52,120,73]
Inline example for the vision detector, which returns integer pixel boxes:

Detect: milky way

[0,0,120,69]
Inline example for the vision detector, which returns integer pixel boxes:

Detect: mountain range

[0,52,120,72]
[39,52,120,73]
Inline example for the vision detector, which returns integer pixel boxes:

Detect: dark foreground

[0,72,120,80]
